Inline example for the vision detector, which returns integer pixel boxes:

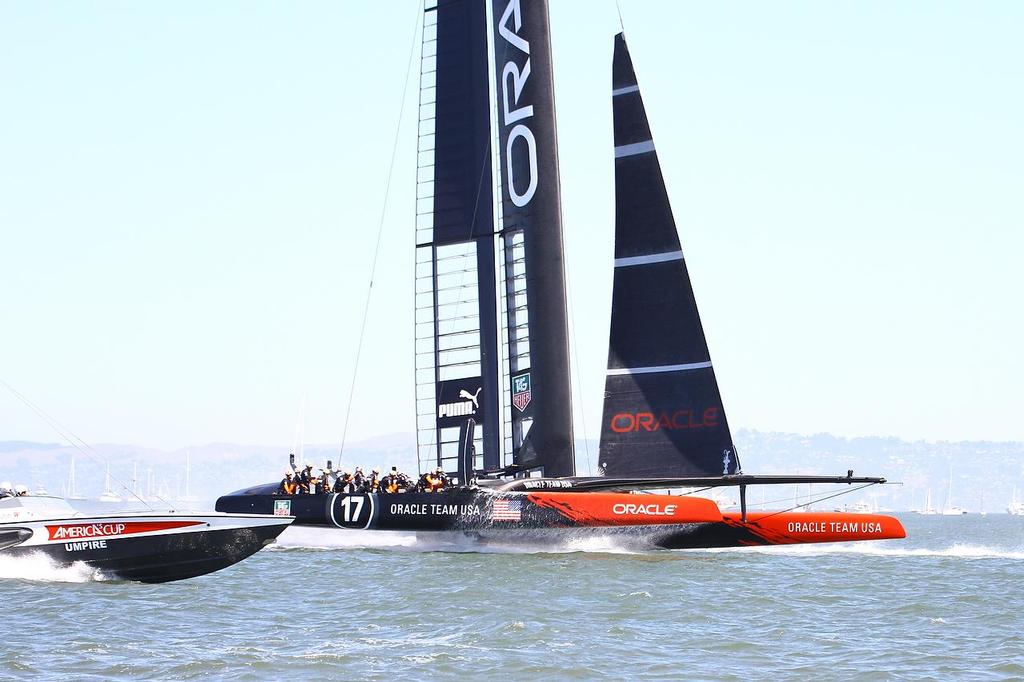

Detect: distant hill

[1,430,1021,511]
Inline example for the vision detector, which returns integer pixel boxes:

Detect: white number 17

[340,495,364,523]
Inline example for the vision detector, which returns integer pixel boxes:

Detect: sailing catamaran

[218,0,904,548]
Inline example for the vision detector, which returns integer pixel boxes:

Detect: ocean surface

[1,513,1022,680]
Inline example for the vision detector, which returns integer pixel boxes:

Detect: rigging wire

[0,378,161,509]
[614,0,627,35]
[563,263,592,476]
[755,482,881,520]
[338,3,423,461]
[672,481,884,516]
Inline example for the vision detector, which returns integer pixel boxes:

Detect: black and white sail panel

[599,34,740,478]
[491,0,575,477]
[415,0,498,474]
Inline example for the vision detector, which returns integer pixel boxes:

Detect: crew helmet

[15,484,28,495]
[1,481,11,490]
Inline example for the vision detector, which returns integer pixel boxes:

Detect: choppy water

[2,514,1022,680]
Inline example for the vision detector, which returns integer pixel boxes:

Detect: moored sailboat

[218,0,904,548]
[98,463,123,503]
[916,489,938,515]
[1007,488,1024,516]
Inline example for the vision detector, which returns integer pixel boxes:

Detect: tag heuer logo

[512,372,532,412]
[274,500,292,516]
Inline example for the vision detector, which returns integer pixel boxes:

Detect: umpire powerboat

[0,494,291,583]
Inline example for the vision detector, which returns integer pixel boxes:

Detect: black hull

[3,524,285,583]
[219,489,558,531]
[217,488,905,549]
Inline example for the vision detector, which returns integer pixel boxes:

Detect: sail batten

[614,250,684,267]
[599,33,739,479]
[614,140,655,158]
[607,362,713,377]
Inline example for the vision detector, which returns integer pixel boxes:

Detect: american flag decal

[491,498,522,521]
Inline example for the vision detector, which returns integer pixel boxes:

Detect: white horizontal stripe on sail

[614,139,655,158]
[607,361,713,376]
[612,84,640,96]
[614,250,684,268]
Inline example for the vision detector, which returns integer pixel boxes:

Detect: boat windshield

[0,495,80,522]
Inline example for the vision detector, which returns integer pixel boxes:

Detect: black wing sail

[414,0,499,473]
[598,33,740,478]
[491,0,575,477]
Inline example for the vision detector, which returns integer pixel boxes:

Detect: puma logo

[439,386,482,419]
[459,387,483,409]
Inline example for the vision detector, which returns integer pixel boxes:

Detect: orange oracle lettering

[703,406,719,427]
[611,413,635,433]
[636,413,656,431]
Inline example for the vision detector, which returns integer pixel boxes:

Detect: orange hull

[527,491,723,526]
[719,511,906,545]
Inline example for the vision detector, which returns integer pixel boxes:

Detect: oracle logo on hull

[610,407,719,433]
[612,503,678,516]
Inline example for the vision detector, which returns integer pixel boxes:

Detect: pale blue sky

[1,1,1021,452]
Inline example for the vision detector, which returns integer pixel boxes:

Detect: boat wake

[272,526,421,550]
[272,526,655,555]
[272,527,1023,560]
[0,552,107,583]
[683,542,1024,560]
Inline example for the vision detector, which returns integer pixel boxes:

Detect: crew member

[352,467,365,491]
[334,470,356,494]
[296,470,311,495]
[14,484,28,497]
[364,468,381,493]
[277,471,298,496]
[315,469,333,495]
[293,463,314,493]
[430,467,449,492]
[0,481,12,499]
[380,468,400,494]
[417,471,432,493]
[308,468,322,495]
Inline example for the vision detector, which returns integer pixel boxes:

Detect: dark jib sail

[491,0,574,477]
[598,33,740,478]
